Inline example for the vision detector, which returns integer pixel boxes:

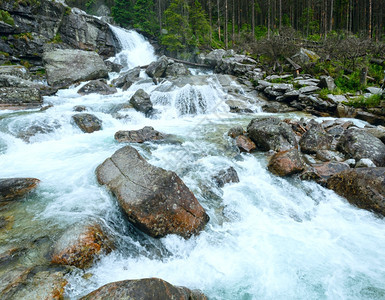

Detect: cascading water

[1,25,385,300]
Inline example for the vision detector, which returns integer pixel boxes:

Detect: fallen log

[285,57,302,72]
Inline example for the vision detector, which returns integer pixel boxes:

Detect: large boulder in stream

[96,146,209,238]
[299,121,333,154]
[129,89,153,115]
[72,113,102,133]
[247,117,298,152]
[0,87,42,109]
[115,126,165,143]
[80,278,208,300]
[51,222,113,269]
[337,127,385,167]
[43,49,108,87]
[327,168,385,216]
[145,55,169,78]
[0,178,40,201]
[111,66,141,90]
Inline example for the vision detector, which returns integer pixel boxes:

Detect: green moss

[0,10,14,26]
[49,33,62,44]
[13,32,33,41]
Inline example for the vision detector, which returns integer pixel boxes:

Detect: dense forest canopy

[109,0,385,50]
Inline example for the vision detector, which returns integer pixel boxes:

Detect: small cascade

[109,25,157,70]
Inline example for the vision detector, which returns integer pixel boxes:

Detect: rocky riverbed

[0,2,385,298]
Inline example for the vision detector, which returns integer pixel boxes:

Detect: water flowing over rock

[247,117,298,152]
[51,222,113,269]
[0,266,68,300]
[129,89,153,115]
[327,168,385,216]
[337,127,385,167]
[96,146,209,238]
[77,79,117,95]
[0,178,40,201]
[268,149,305,176]
[114,126,165,143]
[213,167,240,188]
[80,278,208,300]
[72,113,102,133]
[43,49,108,87]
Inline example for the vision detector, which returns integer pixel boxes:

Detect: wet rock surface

[327,168,385,216]
[236,135,256,153]
[247,117,298,152]
[337,127,385,167]
[77,79,117,95]
[115,126,165,143]
[112,66,141,90]
[72,113,102,133]
[213,167,240,188]
[96,146,209,238]
[268,149,305,177]
[0,178,40,201]
[80,278,208,300]
[129,89,153,115]
[51,222,113,269]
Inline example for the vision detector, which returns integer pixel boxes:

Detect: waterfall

[109,25,157,70]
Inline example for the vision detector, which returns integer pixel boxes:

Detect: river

[0,26,385,300]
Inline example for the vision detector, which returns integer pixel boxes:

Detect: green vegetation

[111,0,133,28]
[133,0,158,36]
[345,94,384,108]
[13,32,33,41]
[0,10,14,26]
[49,33,62,44]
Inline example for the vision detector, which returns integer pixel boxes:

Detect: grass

[345,93,384,108]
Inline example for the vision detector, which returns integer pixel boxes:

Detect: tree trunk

[329,0,334,32]
[225,0,228,49]
[252,0,255,40]
[217,0,221,42]
[368,0,372,38]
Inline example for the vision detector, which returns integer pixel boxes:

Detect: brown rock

[0,178,40,201]
[327,168,385,216]
[300,162,350,185]
[268,149,305,176]
[236,135,256,152]
[72,113,102,133]
[115,126,165,143]
[80,278,207,300]
[51,223,113,269]
[96,146,209,238]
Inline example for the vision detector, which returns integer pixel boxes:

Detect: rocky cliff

[0,0,118,66]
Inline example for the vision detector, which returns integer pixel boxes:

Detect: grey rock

[213,167,240,188]
[72,113,102,133]
[0,65,30,80]
[247,117,298,152]
[77,80,117,95]
[114,126,165,143]
[96,145,209,238]
[327,94,347,105]
[104,60,123,73]
[299,121,333,154]
[355,158,376,168]
[365,87,383,95]
[344,159,356,167]
[337,127,385,167]
[363,126,385,143]
[0,87,42,109]
[165,63,191,77]
[316,150,344,162]
[43,49,108,87]
[129,89,153,115]
[299,86,321,94]
[145,55,168,78]
[73,105,87,112]
[111,67,140,90]
[271,83,293,92]
[318,76,336,91]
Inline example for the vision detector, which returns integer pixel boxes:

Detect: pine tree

[133,0,158,35]
[111,0,133,27]
[161,0,195,52]
[189,0,211,46]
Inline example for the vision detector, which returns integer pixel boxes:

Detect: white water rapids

[1,26,385,300]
